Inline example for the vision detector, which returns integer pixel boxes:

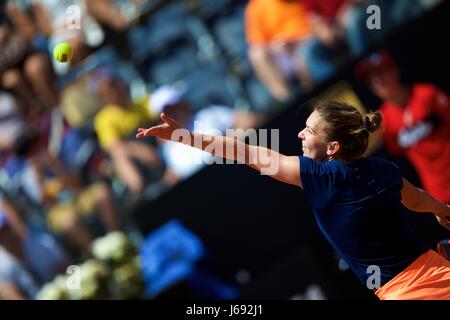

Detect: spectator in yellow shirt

[91,69,161,194]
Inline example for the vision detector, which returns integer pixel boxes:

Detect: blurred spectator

[356,51,450,203]
[0,194,70,300]
[149,85,264,182]
[0,6,58,111]
[86,0,150,59]
[3,131,122,257]
[0,91,26,152]
[59,74,105,129]
[91,69,162,194]
[299,0,350,83]
[20,0,147,74]
[10,0,103,74]
[0,229,40,299]
[244,0,313,101]
[86,0,145,31]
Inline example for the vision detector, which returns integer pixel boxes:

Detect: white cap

[0,92,25,143]
[0,92,18,117]
[149,85,184,116]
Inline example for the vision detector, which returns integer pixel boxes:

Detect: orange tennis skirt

[375,249,450,300]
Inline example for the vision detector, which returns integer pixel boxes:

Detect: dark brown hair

[313,101,382,161]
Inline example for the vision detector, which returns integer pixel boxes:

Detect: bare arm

[401,178,450,230]
[0,197,28,240]
[44,152,83,192]
[107,140,146,193]
[137,113,301,187]
[28,151,83,204]
[30,3,54,37]
[308,13,338,47]
[6,4,39,40]
[0,282,27,300]
[196,135,301,187]
[248,46,290,101]
[85,0,129,31]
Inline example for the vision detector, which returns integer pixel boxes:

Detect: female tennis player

[136,100,450,300]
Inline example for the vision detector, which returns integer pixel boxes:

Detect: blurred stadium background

[0,0,448,300]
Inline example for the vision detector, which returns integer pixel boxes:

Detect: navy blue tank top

[299,156,428,286]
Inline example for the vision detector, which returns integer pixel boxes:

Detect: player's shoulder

[299,156,334,173]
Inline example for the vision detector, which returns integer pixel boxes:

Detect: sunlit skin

[136,112,450,231]
[137,111,340,162]
[297,110,341,162]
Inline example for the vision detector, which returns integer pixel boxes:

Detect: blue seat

[179,61,240,111]
[147,42,200,85]
[140,219,204,297]
[187,0,234,21]
[140,219,238,299]
[212,5,248,64]
[211,5,274,111]
[128,3,190,62]
[245,75,276,112]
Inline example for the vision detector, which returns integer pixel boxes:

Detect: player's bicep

[274,155,302,188]
[400,178,419,211]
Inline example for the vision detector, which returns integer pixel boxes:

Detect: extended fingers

[161,113,178,127]
[136,128,151,138]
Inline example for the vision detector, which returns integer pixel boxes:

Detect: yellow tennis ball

[53,42,73,63]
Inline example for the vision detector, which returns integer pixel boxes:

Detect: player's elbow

[400,179,421,211]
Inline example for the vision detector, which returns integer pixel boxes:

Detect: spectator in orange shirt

[245,0,313,101]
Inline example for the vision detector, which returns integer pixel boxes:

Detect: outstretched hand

[136,113,181,141]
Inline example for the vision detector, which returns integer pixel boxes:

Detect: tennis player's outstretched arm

[136,113,302,188]
[401,178,450,230]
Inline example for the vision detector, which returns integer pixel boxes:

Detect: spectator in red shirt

[356,51,450,203]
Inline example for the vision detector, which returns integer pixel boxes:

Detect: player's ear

[326,141,340,157]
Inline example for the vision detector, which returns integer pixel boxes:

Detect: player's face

[298,111,329,161]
